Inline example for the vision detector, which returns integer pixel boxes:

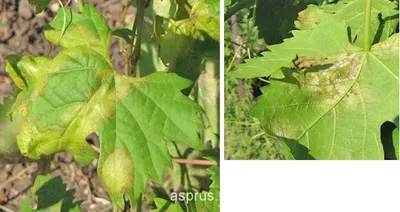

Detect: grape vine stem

[0,205,15,212]
[136,194,143,212]
[130,0,147,77]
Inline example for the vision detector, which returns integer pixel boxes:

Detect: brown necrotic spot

[292,55,328,69]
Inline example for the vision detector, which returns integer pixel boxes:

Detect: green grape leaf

[152,193,219,212]
[193,190,220,212]
[6,4,205,208]
[249,16,398,159]
[166,12,219,42]
[394,128,399,160]
[295,5,328,30]
[159,0,220,83]
[224,0,256,21]
[159,29,196,65]
[160,0,219,46]
[301,0,331,5]
[204,149,219,190]
[28,0,51,13]
[202,150,220,211]
[97,73,204,207]
[224,0,231,7]
[112,28,133,44]
[0,97,24,163]
[320,0,399,47]
[230,17,354,78]
[153,0,178,18]
[151,198,184,212]
[188,0,220,40]
[199,0,220,15]
[20,175,81,212]
[283,144,295,160]
[152,151,220,212]
[45,5,113,59]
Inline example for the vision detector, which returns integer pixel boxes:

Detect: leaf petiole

[363,0,373,51]
[57,0,66,41]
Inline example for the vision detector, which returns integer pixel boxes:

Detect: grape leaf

[28,0,51,13]
[301,0,331,4]
[295,5,328,30]
[0,98,24,163]
[394,128,399,159]
[205,149,219,190]
[44,5,112,59]
[254,0,307,45]
[229,17,355,78]
[97,73,204,207]
[224,0,231,7]
[172,1,219,41]
[201,0,220,16]
[151,198,184,212]
[160,6,219,44]
[153,0,178,18]
[193,190,220,212]
[224,0,256,21]
[159,0,220,83]
[152,192,219,212]
[152,151,220,212]
[329,0,398,47]
[300,0,399,47]
[5,4,205,208]
[5,49,111,164]
[249,17,398,159]
[202,150,220,211]
[112,28,133,44]
[20,175,81,212]
[187,150,220,211]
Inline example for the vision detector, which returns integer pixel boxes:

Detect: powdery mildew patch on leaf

[100,148,134,195]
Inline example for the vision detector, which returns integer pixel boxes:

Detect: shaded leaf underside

[21,175,81,212]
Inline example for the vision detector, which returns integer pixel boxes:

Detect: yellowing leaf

[6,4,205,208]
